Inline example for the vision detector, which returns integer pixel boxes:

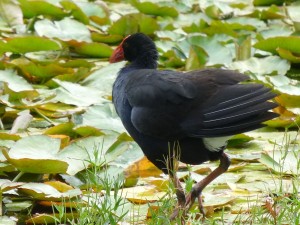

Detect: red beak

[109,35,131,63]
[109,44,124,63]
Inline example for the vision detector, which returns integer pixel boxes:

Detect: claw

[169,153,231,220]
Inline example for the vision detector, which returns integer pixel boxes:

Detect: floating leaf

[185,45,208,70]
[132,1,178,17]
[58,134,130,175]
[253,0,284,6]
[276,47,300,63]
[0,216,17,225]
[108,13,158,36]
[227,56,290,78]
[81,103,126,133]
[11,58,74,83]
[82,61,126,94]
[35,18,91,42]
[26,213,79,225]
[53,79,107,107]
[19,0,66,19]
[68,41,113,58]
[0,0,23,27]
[10,110,33,134]
[254,36,300,54]
[121,186,166,204]
[60,0,89,24]
[91,33,123,44]
[19,182,81,200]
[259,149,300,175]
[0,36,61,54]
[0,69,33,92]
[4,135,68,174]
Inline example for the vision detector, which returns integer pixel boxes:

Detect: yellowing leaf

[121,186,166,204]
[124,156,162,178]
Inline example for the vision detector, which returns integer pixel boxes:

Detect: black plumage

[110,33,278,218]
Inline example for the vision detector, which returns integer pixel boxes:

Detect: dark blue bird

[110,33,278,218]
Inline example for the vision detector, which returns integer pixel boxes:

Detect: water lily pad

[0,69,32,92]
[19,182,81,200]
[0,36,61,54]
[58,134,131,175]
[0,0,23,27]
[81,103,126,133]
[68,41,113,58]
[227,56,290,78]
[82,61,125,89]
[254,36,300,54]
[19,0,66,19]
[132,1,178,17]
[0,216,17,225]
[121,186,167,204]
[108,13,158,36]
[35,18,91,42]
[53,79,107,107]
[4,135,68,174]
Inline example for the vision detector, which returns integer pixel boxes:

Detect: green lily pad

[108,13,158,36]
[58,134,130,175]
[185,45,208,70]
[82,61,126,95]
[132,1,178,17]
[4,135,68,174]
[53,79,107,107]
[34,18,91,42]
[0,36,61,54]
[81,103,126,133]
[19,183,81,200]
[69,41,113,58]
[11,58,74,83]
[227,56,290,79]
[0,0,23,27]
[19,0,66,19]
[91,33,123,44]
[73,125,104,137]
[0,216,17,225]
[0,69,33,92]
[254,36,300,54]
[187,35,233,66]
[276,47,300,63]
[259,149,300,175]
[60,0,89,24]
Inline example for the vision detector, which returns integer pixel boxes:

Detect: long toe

[197,194,205,217]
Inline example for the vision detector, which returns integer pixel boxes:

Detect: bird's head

[110,33,158,68]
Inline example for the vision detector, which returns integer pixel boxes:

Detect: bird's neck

[126,51,158,70]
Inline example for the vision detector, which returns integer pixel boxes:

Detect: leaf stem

[13,171,25,182]
[33,108,57,125]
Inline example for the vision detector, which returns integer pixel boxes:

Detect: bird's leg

[169,174,186,220]
[184,152,231,216]
[173,174,186,206]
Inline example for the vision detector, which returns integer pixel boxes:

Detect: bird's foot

[169,189,186,220]
[170,187,205,221]
[184,187,205,217]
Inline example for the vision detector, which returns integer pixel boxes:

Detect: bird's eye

[123,42,129,48]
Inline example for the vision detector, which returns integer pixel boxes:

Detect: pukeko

[110,33,278,218]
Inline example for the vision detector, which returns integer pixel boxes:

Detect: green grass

[46,129,300,225]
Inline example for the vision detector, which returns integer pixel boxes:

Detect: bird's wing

[125,69,199,139]
[125,68,273,139]
[181,81,278,137]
